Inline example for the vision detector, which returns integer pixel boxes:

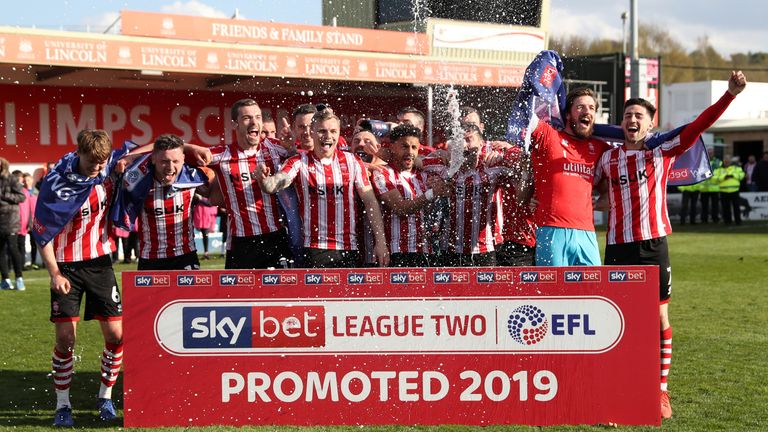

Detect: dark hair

[624,98,657,119]
[261,111,274,122]
[397,106,425,126]
[153,134,184,152]
[565,87,599,113]
[230,99,259,122]
[389,124,422,143]
[292,103,318,121]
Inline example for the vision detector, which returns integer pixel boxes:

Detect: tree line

[550,24,768,84]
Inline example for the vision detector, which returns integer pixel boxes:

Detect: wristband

[424,189,435,201]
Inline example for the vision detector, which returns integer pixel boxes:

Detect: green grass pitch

[1,223,766,431]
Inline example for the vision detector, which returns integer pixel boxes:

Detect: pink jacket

[19,189,36,236]
[193,200,218,231]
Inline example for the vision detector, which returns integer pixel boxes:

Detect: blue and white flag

[506,50,566,153]
[32,143,133,247]
[593,124,712,186]
[507,50,711,186]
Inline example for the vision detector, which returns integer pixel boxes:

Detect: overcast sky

[1,0,765,56]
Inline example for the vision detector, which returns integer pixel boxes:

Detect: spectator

[743,154,757,192]
[21,173,39,268]
[0,157,26,290]
[700,147,722,223]
[752,152,768,192]
[715,155,746,225]
[193,194,219,260]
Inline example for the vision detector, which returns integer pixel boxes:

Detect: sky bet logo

[177,274,212,286]
[519,271,557,283]
[476,271,514,283]
[219,274,255,286]
[182,305,325,349]
[261,274,298,285]
[609,270,646,282]
[390,272,426,284]
[347,272,383,285]
[304,273,340,285]
[134,275,170,287]
[433,272,469,284]
[564,270,602,283]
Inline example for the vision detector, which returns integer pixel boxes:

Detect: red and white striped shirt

[449,166,505,254]
[372,166,431,254]
[280,150,371,250]
[209,140,288,242]
[137,184,196,259]
[597,146,681,244]
[53,179,116,262]
[596,91,735,245]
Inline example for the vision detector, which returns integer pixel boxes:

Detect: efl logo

[183,306,251,348]
[519,271,557,283]
[304,273,340,285]
[609,270,646,282]
[564,270,602,283]
[135,275,170,287]
[261,274,298,285]
[508,305,548,345]
[540,65,557,87]
[433,272,469,284]
[476,271,515,283]
[252,306,326,348]
[177,274,212,286]
[390,272,426,284]
[219,274,255,286]
[347,273,383,284]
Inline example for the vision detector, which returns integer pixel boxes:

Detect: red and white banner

[0,29,525,88]
[0,85,420,163]
[121,10,429,55]
[122,266,660,427]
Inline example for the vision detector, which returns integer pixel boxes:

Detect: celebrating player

[595,71,747,419]
[528,87,610,266]
[257,110,389,268]
[114,134,211,270]
[33,130,129,426]
[206,98,294,269]
[371,124,450,267]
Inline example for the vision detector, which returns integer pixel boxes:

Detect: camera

[359,119,391,138]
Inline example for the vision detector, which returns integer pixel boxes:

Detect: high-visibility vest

[715,165,745,193]
[679,183,701,192]
[700,158,723,192]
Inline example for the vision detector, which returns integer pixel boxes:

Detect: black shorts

[303,248,361,268]
[50,255,121,322]
[604,237,672,303]
[225,230,292,269]
[389,253,432,268]
[137,251,200,271]
[495,241,536,267]
[441,252,497,267]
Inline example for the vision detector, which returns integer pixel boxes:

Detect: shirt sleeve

[278,155,302,183]
[371,169,394,196]
[351,154,372,192]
